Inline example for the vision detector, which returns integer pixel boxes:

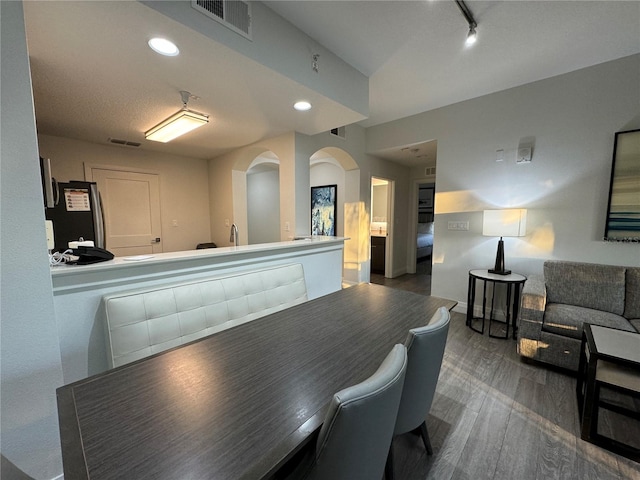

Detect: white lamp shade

[482,209,527,237]
[145,108,209,143]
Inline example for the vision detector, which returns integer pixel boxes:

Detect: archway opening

[247,152,281,244]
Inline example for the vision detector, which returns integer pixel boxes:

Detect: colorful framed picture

[311,184,337,236]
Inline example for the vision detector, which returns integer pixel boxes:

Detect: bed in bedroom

[417,221,434,261]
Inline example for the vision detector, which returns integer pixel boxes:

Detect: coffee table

[576,323,640,461]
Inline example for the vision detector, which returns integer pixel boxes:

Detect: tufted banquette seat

[103,263,307,368]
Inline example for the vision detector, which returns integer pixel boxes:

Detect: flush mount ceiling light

[145,91,209,143]
[148,37,179,56]
[294,101,312,111]
[454,0,478,47]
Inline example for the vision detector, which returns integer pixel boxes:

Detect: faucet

[230,223,239,247]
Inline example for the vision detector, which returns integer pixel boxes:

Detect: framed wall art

[311,184,337,236]
[605,129,640,242]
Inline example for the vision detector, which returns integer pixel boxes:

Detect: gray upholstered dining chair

[279,343,407,480]
[385,306,451,480]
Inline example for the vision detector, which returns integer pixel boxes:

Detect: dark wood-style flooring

[370,271,640,480]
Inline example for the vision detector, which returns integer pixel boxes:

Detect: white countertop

[51,236,348,278]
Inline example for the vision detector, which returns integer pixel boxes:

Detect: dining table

[57,282,457,479]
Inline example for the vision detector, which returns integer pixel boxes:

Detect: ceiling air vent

[109,138,141,148]
[192,0,252,40]
[424,166,436,176]
[330,126,346,139]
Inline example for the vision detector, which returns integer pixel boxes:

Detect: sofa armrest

[517,275,547,353]
[521,275,546,322]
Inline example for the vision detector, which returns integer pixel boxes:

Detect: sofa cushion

[542,303,636,340]
[624,267,640,319]
[544,261,625,315]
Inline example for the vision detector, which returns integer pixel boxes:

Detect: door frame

[371,176,394,278]
[407,177,436,273]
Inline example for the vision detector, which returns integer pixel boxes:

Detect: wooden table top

[57,283,457,480]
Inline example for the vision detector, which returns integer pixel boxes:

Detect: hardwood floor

[371,272,640,480]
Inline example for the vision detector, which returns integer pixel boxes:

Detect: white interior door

[90,168,162,257]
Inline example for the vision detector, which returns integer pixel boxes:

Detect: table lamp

[482,209,527,275]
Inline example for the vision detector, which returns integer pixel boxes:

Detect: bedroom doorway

[371,177,394,278]
[416,182,435,275]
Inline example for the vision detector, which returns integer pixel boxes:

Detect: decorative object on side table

[482,209,527,275]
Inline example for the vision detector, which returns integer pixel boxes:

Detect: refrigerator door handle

[91,185,106,249]
[53,178,60,206]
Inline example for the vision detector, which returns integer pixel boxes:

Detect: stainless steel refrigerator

[41,159,105,252]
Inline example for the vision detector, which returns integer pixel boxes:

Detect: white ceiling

[23,1,640,166]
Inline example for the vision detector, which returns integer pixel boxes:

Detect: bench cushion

[104,264,307,368]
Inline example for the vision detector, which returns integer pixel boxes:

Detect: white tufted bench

[103,263,307,368]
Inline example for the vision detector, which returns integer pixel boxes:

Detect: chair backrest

[394,306,450,435]
[307,344,408,480]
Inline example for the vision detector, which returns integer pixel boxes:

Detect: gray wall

[367,54,640,309]
[247,169,281,244]
[1,2,65,478]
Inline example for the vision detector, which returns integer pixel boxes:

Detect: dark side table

[576,323,640,462]
[466,269,526,339]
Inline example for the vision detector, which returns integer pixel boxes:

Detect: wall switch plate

[45,220,55,249]
[496,149,504,162]
[171,219,178,227]
[284,222,290,232]
[225,219,230,227]
[447,221,469,231]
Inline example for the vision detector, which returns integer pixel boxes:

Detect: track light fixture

[145,91,209,143]
[455,0,478,47]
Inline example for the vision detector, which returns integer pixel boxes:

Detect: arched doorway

[246,152,280,244]
[309,148,361,286]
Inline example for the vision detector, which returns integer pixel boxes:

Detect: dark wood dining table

[57,283,457,479]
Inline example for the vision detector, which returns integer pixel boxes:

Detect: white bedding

[417,233,434,249]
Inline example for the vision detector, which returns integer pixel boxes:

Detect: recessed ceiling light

[148,37,179,56]
[294,101,312,111]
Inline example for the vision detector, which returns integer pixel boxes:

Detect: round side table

[466,269,527,339]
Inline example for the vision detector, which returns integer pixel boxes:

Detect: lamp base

[490,237,511,276]
[488,268,511,276]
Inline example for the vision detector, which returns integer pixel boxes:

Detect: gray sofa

[517,260,640,371]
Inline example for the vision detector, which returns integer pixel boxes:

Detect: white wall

[247,169,281,244]
[1,2,65,478]
[39,135,212,253]
[209,132,296,246]
[142,0,368,119]
[367,54,640,309]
